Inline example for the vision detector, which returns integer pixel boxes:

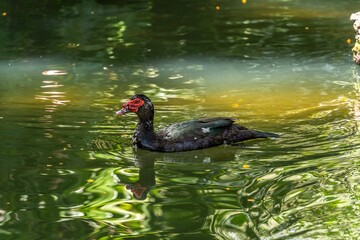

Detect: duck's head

[116,94,154,119]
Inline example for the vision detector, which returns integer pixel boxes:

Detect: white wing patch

[201,127,210,133]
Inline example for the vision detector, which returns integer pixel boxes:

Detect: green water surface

[1,0,360,239]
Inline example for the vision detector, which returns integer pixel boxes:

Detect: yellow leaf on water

[87,179,94,183]
[347,38,352,44]
[247,198,255,202]
[242,0,247,4]
[243,164,250,169]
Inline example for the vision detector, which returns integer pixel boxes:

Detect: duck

[116,94,278,152]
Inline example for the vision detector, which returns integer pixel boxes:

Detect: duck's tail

[255,130,280,138]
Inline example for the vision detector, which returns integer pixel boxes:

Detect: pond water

[1,0,360,239]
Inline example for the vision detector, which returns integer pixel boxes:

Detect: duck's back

[155,117,269,152]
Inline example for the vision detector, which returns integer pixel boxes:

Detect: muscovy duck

[116,94,278,152]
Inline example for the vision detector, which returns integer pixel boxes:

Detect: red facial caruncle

[116,98,144,115]
[124,98,144,112]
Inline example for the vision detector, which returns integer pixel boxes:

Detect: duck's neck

[137,118,154,132]
[133,115,157,150]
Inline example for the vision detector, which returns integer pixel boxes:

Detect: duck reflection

[124,146,246,200]
[125,151,155,200]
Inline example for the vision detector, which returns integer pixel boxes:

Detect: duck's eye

[133,99,140,104]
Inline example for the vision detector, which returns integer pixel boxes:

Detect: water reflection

[121,147,246,200]
[124,152,155,200]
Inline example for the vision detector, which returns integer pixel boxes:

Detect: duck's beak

[115,106,129,116]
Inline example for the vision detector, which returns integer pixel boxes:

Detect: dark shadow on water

[121,146,249,200]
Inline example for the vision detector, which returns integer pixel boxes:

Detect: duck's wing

[157,117,242,141]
